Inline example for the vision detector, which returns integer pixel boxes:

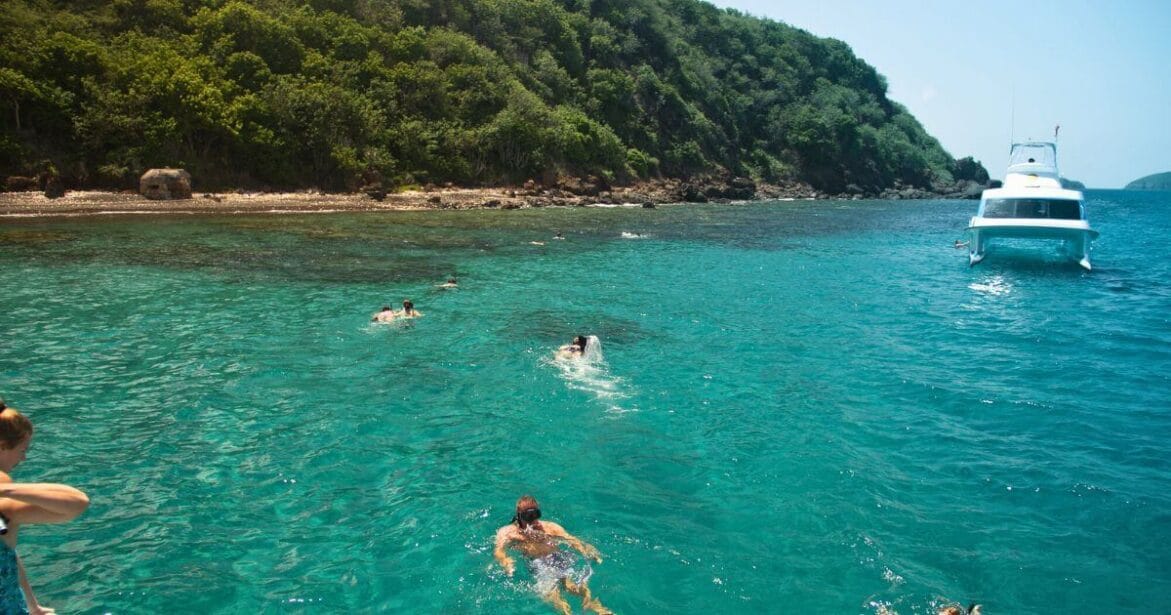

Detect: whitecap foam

[968,275,1013,296]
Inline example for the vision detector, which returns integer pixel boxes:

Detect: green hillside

[1126,172,1171,191]
[0,0,986,194]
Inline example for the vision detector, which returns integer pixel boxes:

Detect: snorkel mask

[517,507,542,527]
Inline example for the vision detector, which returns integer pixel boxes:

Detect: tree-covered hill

[1126,172,1171,191]
[0,0,987,194]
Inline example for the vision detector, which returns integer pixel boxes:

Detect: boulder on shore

[43,175,66,199]
[139,168,193,200]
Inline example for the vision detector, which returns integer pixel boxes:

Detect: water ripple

[2,193,1169,612]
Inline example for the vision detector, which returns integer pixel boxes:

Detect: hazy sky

[709,0,1170,187]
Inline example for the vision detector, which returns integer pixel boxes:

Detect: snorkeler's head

[573,336,588,350]
[381,306,391,311]
[0,398,33,451]
[514,495,542,528]
[403,299,414,311]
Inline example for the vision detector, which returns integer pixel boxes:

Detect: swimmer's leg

[564,578,612,615]
[541,586,572,615]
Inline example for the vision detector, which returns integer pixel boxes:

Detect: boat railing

[1008,142,1058,167]
[1005,162,1059,179]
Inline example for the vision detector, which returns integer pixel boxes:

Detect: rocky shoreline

[0,176,982,217]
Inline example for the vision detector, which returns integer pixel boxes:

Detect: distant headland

[1125,172,1171,191]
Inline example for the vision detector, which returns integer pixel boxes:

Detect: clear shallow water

[1,191,1169,614]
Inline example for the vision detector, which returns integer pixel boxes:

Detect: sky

[709,0,1171,188]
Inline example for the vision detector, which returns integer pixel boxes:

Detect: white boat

[967,141,1098,270]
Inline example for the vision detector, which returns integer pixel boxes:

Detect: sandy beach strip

[0,179,831,218]
[0,188,538,217]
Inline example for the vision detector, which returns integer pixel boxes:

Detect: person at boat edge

[0,397,90,615]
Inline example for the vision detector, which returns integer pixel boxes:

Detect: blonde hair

[0,403,34,450]
[516,495,538,511]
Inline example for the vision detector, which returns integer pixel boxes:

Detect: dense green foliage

[0,0,980,192]
[1125,172,1171,191]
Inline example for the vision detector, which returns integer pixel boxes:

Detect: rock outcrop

[5,175,43,192]
[139,168,193,200]
[43,175,66,199]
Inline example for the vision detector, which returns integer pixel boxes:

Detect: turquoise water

[1,191,1169,614]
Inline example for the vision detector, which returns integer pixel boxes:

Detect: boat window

[1047,200,1081,219]
[982,198,1082,219]
[983,199,1016,217]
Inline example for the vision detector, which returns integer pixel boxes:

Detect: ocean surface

[1,190,1169,614]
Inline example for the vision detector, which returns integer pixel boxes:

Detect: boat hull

[967,218,1098,270]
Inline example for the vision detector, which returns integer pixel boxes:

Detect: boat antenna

[1054,123,1060,143]
[1009,87,1016,149]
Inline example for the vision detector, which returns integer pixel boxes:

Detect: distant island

[0,0,988,200]
[1125,172,1171,191]
[1060,178,1086,190]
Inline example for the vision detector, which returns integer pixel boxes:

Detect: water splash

[549,336,635,414]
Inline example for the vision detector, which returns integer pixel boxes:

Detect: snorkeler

[438,278,458,289]
[555,336,588,360]
[494,496,610,615]
[398,299,423,319]
[372,306,396,323]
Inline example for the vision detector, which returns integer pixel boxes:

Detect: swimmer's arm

[544,522,602,562]
[0,483,89,524]
[493,526,517,576]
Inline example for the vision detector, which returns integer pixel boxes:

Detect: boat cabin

[978,197,1085,220]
